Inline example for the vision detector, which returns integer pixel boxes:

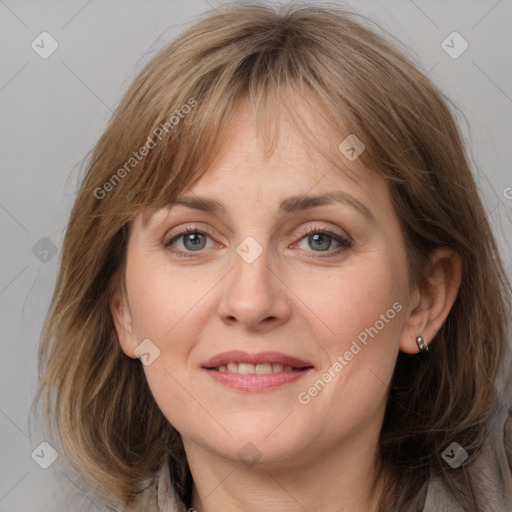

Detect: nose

[216,243,292,332]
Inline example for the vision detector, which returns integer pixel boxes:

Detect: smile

[201,350,314,390]
[213,362,302,374]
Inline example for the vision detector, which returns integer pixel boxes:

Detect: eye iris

[184,232,206,250]
[174,230,341,253]
[309,233,331,251]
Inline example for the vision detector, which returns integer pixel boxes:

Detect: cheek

[292,258,405,349]
[289,251,407,406]
[124,256,218,410]
[124,262,209,430]
[126,256,211,342]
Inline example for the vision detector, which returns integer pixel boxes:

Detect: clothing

[130,355,512,512]
[421,350,512,512]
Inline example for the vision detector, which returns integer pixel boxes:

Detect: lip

[201,350,314,392]
[201,350,314,369]
[203,367,313,391]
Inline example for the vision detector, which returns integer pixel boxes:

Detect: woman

[35,3,512,511]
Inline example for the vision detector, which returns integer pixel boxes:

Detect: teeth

[215,362,297,374]
[255,363,272,374]
[239,363,254,375]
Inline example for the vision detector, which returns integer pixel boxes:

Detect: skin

[111,96,461,512]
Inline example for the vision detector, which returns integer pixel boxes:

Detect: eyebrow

[168,191,375,222]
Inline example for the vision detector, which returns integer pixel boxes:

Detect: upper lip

[202,350,314,369]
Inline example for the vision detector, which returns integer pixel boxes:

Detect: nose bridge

[217,235,291,329]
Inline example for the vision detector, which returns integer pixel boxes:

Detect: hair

[34,2,511,511]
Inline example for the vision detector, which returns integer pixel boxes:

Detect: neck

[183,428,390,512]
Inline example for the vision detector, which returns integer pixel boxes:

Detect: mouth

[207,362,309,374]
[201,350,314,371]
[201,350,314,391]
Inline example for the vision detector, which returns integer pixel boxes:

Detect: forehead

[141,91,388,226]
[183,97,364,189]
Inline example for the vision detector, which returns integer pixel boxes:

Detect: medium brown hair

[34,2,511,510]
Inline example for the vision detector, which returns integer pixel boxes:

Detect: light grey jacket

[129,356,512,512]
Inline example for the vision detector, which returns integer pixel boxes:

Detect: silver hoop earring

[416,335,429,352]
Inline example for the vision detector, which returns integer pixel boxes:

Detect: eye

[163,224,352,259]
[163,225,217,257]
[293,225,352,258]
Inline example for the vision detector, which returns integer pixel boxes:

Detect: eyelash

[163,224,352,259]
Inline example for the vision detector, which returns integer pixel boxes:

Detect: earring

[416,335,429,352]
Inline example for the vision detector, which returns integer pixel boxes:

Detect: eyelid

[295,223,352,244]
[163,223,218,247]
[163,221,352,259]
[291,224,352,258]
[164,222,349,244]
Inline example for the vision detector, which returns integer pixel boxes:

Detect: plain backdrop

[1,0,511,510]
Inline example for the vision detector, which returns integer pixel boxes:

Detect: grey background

[1,0,511,510]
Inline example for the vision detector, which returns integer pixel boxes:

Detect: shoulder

[423,350,512,511]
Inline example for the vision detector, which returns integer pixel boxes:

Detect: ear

[399,247,462,354]
[110,285,138,359]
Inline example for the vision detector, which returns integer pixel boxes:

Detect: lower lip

[203,368,313,391]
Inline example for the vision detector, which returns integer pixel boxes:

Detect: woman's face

[113,99,414,469]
